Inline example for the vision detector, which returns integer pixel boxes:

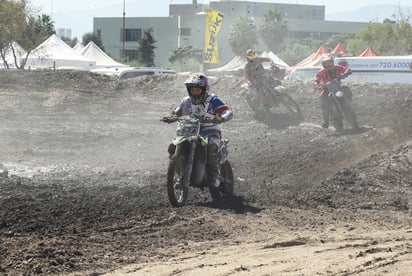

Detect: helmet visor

[247,52,257,60]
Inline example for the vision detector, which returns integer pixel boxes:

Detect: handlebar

[161,115,219,125]
[160,115,179,123]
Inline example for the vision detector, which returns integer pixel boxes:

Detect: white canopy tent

[26,34,96,70]
[260,51,289,69]
[80,41,128,69]
[208,51,289,72]
[72,42,84,53]
[207,56,246,72]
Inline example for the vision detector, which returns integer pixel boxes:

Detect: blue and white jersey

[173,93,230,137]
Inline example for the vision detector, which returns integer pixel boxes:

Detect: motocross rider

[163,73,233,187]
[243,49,279,109]
[314,53,352,130]
[243,49,272,90]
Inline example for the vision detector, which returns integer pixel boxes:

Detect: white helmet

[321,54,334,69]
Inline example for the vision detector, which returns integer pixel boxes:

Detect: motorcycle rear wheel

[209,160,234,201]
[167,155,189,207]
[220,160,234,196]
[340,100,359,129]
[278,92,302,116]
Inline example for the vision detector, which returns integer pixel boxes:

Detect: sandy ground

[0,70,411,275]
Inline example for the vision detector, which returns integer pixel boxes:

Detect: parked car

[286,66,321,83]
[91,67,176,79]
[117,67,176,79]
[90,67,126,76]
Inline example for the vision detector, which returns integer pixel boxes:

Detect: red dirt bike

[161,116,234,207]
[324,77,359,131]
[242,73,302,120]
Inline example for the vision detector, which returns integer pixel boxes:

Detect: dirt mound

[0,70,411,275]
[299,143,411,210]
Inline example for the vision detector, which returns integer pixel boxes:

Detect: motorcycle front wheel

[167,155,189,207]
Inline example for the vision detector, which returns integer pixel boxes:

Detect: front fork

[181,139,197,189]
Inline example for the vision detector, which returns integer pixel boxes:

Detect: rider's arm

[313,70,325,93]
[335,64,352,77]
[344,68,352,76]
[172,107,182,117]
[211,97,233,123]
[170,106,181,117]
[258,57,272,63]
[217,109,233,123]
[314,70,323,86]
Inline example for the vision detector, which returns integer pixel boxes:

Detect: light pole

[177,15,181,48]
[122,0,126,62]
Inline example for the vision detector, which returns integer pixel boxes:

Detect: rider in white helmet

[314,53,352,130]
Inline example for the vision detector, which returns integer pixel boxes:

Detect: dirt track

[0,70,411,275]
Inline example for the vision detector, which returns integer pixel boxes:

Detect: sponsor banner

[204,9,224,64]
[336,57,412,72]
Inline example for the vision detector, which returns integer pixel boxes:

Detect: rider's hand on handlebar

[344,69,352,76]
[314,84,323,93]
[215,113,224,123]
[202,114,223,124]
[161,113,176,123]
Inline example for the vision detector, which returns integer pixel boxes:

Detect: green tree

[228,15,258,56]
[35,14,55,36]
[0,1,55,69]
[393,18,412,54]
[324,33,354,54]
[22,14,55,45]
[258,9,288,52]
[137,28,156,66]
[279,43,312,66]
[82,30,104,50]
[347,17,412,56]
[168,45,202,72]
[61,36,78,48]
[0,0,25,68]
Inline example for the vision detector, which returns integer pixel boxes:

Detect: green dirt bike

[161,116,234,207]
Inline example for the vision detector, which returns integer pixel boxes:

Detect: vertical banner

[204,9,224,64]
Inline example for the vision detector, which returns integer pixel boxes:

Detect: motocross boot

[206,152,221,188]
[167,143,176,158]
[320,96,330,128]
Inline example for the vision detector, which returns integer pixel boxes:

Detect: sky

[29,0,412,39]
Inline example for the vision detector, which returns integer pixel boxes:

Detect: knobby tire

[167,155,189,207]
